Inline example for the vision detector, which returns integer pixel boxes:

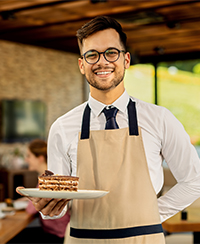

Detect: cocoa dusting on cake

[44,170,54,176]
[38,170,79,192]
[39,170,54,177]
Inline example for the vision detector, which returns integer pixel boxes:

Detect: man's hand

[16,187,70,217]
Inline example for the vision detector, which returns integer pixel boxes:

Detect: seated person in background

[8,139,70,244]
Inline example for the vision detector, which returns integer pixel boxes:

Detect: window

[125,60,200,147]
[124,64,154,104]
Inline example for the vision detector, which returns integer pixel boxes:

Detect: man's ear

[124,52,131,69]
[78,58,85,75]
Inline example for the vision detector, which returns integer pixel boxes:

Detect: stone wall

[0,40,85,156]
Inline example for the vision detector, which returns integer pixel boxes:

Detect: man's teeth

[96,71,112,75]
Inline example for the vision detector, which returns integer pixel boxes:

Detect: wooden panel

[0,0,200,60]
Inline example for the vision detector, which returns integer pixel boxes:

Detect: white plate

[18,188,109,199]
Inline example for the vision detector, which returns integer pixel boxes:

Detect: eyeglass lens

[84,48,121,64]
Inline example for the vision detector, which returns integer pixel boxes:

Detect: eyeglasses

[81,48,125,65]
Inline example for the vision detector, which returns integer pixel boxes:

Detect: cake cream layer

[38,179,79,185]
[38,175,78,180]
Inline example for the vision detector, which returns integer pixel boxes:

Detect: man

[18,16,200,243]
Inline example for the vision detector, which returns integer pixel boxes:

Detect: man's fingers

[54,199,71,216]
[40,198,69,217]
[32,198,51,211]
[16,186,25,196]
[16,186,70,217]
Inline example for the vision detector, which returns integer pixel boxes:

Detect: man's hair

[76,16,127,52]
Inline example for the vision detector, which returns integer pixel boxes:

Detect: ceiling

[0,0,200,63]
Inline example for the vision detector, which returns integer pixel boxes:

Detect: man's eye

[106,50,118,56]
[86,53,98,59]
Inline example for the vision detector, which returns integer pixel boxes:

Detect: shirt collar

[88,89,130,117]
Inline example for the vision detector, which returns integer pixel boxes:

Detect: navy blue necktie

[103,106,119,129]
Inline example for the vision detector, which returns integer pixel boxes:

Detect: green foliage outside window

[124,62,200,145]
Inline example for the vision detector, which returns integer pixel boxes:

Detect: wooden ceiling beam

[127,29,200,45]
[0,0,196,30]
[0,20,86,40]
[132,39,200,51]
[0,0,200,60]
[1,17,199,44]
[138,45,200,57]
[131,38,200,56]
[0,0,182,14]
[125,20,200,42]
[156,1,200,21]
[0,0,65,11]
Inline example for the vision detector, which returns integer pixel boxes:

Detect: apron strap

[70,224,163,239]
[80,104,91,140]
[80,99,139,139]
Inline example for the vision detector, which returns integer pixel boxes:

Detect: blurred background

[0,0,199,201]
[0,2,200,243]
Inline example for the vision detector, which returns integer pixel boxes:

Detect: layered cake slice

[38,170,79,191]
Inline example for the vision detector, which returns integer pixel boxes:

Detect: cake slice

[38,170,79,191]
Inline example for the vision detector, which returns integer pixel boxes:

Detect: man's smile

[93,68,114,77]
[96,71,112,75]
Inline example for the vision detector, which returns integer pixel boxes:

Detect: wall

[0,40,84,156]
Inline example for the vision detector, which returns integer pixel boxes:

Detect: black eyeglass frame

[81,48,126,65]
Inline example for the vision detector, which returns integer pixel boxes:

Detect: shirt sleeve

[42,119,73,219]
[157,108,200,222]
[47,119,72,175]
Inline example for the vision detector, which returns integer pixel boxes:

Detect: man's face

[78,28,130,93]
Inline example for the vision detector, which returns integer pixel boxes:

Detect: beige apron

[67,100,165,244]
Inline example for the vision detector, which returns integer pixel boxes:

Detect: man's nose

[97,53,109,64]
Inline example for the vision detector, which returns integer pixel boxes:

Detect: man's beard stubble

[85,67,125,91]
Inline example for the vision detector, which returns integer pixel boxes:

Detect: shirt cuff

[40,204,68,219]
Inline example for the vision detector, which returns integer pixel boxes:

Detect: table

[0,210,35,244]
[162,207,200,244]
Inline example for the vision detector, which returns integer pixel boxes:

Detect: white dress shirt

[47,90,200,222]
